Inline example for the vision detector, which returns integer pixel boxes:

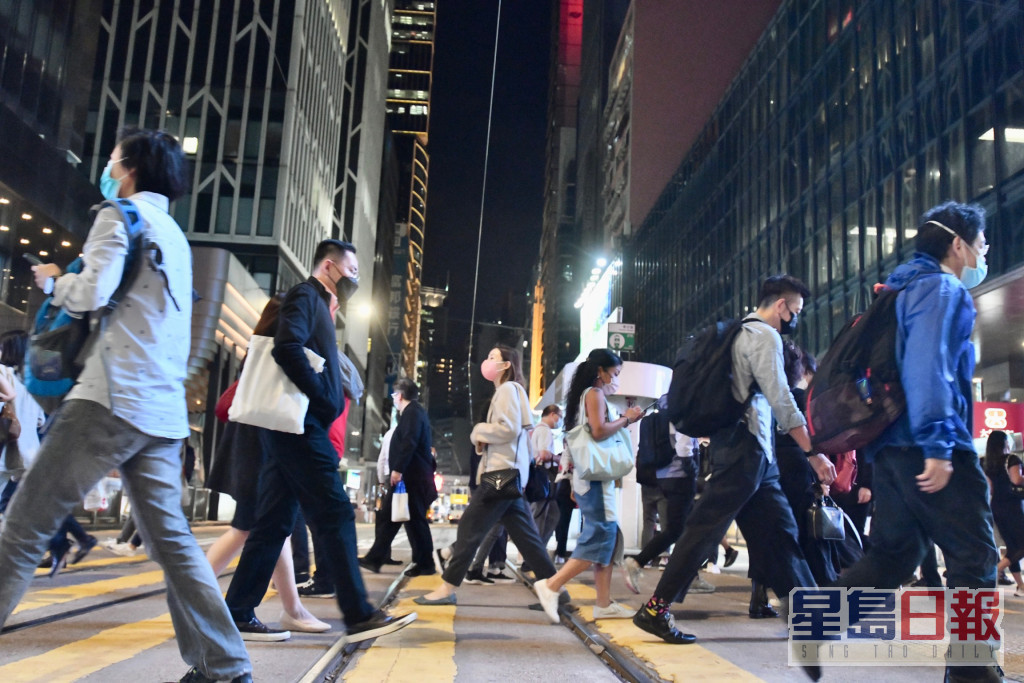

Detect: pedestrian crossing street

[2,526,1020,682]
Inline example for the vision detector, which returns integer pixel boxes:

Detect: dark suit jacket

[271,278,345,427]
[388,400,436,505]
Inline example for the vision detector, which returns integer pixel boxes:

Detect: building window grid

[631,0,1024,364]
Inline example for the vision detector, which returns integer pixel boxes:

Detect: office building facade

[631,0,1024,400]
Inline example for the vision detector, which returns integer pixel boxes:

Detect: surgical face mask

[602,371,620,395]
[928,220,989,289]
[99,159,127,200]
[337,275,359,301]
[959,243,988,289]
[779,307,799,335]
[481,358,507,382]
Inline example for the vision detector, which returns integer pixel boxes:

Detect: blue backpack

[25,199,146,398]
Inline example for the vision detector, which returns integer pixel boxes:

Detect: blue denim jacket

[869,253,976,461]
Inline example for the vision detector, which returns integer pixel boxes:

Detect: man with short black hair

[634,274,835,649]
[224,240,415,644]
[360,377,436,575]
[0,128,252,683]
[834,201,999,683]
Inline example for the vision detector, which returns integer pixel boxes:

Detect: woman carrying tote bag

[534,348,643,623]
[415,345,558,606]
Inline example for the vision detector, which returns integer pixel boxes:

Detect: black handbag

[807,491,846,541]
[479,468,523,501]
[524,462,551,502]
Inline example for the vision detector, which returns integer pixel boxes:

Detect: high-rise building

[85,1,394,470]
[533,0,583,405]
[0,2,103,331]
[629,0,1024,404]
[387,0,435,382]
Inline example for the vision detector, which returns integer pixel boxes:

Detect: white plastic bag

[84,476,119,511]
[228,335,325,434]
[391,480,410,523]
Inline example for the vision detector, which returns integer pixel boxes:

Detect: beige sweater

[470,381,534,485]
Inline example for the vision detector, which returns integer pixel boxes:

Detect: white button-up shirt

[56,192,192,439]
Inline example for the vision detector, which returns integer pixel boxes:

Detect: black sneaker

[723,546,739,568]
[347,609,417,644]
[179,666,253,683]
[632,607,696,644]
[234,616,290,642]
[405,564,436,577]
[485,569,515,582]
[297,578,335,598]
[464,569,494,585]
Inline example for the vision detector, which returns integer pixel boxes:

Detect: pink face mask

[481,358,506,382]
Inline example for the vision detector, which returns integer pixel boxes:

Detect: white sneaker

[593,601,637,620]
[107,542,138,557]
[1014,589,1024,598]
[689,576,715,594]
[533,578,560,624]
[623,557,643,594]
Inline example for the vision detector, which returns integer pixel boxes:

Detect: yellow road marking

[0,614,175,682]
[342,575,457,682]
[565,583,763,682]
[14,570,167,614]
[32,553,149,577]
[17,557,240,615]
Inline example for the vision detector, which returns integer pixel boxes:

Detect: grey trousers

[530,496,561,548]
[641,483,668,547]
[0,400,250,680]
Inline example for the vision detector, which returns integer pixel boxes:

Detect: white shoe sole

[346,612,418,644]
[280,614,331,633]
[239,629,291,642]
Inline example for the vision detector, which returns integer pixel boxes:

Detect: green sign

[608,323,635,352]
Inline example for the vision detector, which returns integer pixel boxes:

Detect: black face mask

[337,275,359,301]
[779,309,798,335]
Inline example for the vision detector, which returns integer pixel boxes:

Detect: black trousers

[635,476,696,567]
[363,484,435,569]
[225,424,374,627]
[553,479,575,557]
[834,447,997,591]
[442,492,556,587]
[653,426,815,604]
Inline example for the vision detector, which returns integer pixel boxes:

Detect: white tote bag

[391,480,410,523]
[228,335,325,434]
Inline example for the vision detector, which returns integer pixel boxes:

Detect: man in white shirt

[529,405,563,553]
[0,129,252,683]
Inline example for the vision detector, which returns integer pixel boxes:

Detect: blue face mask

[959,245,988,289]
[99,159,126,200]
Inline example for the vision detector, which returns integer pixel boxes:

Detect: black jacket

[389,400,436,505]
[272,278,344,427]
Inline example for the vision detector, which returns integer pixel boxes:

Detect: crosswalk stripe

[32,554,149,578]
[341,575,456,682]
[565,583,764,682]
[0,614,175,682]
[14,570,167,615]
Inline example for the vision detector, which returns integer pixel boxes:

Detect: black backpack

[666,318,757,437]
[636,411,675,486]
[806,276,923,454]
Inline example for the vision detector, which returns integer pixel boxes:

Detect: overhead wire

[466,0,503,421]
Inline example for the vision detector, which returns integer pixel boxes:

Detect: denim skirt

[571,479,622,566]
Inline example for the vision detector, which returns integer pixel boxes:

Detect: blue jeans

[225,423,375,627]
[0,400,250,680]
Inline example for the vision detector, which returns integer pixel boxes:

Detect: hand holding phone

[22,253,43,266]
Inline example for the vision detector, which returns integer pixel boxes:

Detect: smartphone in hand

[22,253,43,266]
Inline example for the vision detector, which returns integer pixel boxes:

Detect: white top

[58,192,193,439]
[377,425,396,483]
[1,369,45,472]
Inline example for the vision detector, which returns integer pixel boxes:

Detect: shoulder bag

[228,335,325,434]
[566,388,634,482]
[807,489,846,541]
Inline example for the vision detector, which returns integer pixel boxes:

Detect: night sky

[425,1,552,338]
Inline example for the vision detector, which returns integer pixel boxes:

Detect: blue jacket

[871,253,976,461]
